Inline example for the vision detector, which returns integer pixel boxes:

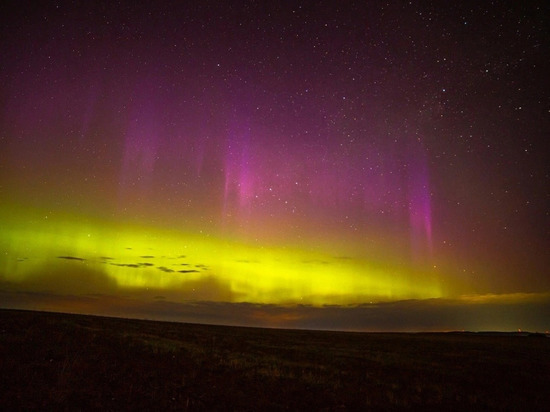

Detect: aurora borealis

[1,1,548,331]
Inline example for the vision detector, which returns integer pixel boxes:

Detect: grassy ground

[1,309,548,410]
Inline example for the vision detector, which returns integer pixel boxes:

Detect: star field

[0,0,548,330]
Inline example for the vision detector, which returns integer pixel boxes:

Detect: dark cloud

[110,263,140,268]
[57,256,86,262]
[178,270,199,273]
[1,284,548,332]
[105,262,156,268]
[157,266,174,273]
[99,296,550,332]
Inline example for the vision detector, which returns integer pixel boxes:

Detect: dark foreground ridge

[1,309,548,410]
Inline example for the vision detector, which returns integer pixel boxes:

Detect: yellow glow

[0,204,443,304]
[456,292,550,304]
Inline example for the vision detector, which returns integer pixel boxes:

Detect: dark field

[1,309,548,410]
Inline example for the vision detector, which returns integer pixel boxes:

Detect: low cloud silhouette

[2,289,549,332]
[2,261,549,332]
[57,256,86,262]
[111,263,140,268]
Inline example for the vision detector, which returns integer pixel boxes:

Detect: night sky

[1,0,549,331]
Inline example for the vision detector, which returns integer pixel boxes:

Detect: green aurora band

[0,204,443,306]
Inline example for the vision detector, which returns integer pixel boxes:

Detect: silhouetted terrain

[1,309,548,410]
